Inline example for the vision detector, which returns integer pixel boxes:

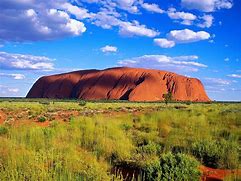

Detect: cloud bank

[0,51,54,70]
[181,0,233,12]
[118,55,207,73]
[154,29,210,48]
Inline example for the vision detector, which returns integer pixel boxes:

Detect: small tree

[162,91,172,105]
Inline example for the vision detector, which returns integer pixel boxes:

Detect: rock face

[26,67,210,102]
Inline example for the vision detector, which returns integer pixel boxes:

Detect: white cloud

[119,21,159,37]
[203,77,238,94]
[66,19,86,35]
[92,11,121,29]
[224,57,229,61]
[0,1,87,41]
[100,45,118,53]
[92,10,159,37]
[117,0,139,13]
[118,54,207,73]
[0,0,217,44]
[62,2,94,20]
[0,51,54,70]
[141,3,164,14]
[76,1,159,38]
[168,29,210,43]
[0,0,161,41]
[0,85,20,96]
[154,29,210,48]
[167,8,197,25]
[198,14,214,28]
[8,88,19,93]
[209,39,214,43]
[204,77,232,86]
[0,73,25,80]
[227,74,241,78]
[81,0,100,3]
[82,0,140,13]
[154,38,175,48]
[181,0,233,12]
[167,8,214,28]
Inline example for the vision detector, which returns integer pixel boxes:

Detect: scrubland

[0,99,240,180]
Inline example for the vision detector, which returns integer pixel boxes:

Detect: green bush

[144,153,200,181]
[185,101,191,105]
[39,101,50,105]
[78,100,86,106]
[144,159,162,181]
[120,123,132,131]
[137,142,161,156]
[191,139,240,169]
[192,139,220,168]
[0,126,8,135]
[38,116,46,122]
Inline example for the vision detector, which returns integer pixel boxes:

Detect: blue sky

[0,0,240,101]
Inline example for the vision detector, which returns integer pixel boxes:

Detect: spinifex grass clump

[192,139,240,169]
[0,122,111,180]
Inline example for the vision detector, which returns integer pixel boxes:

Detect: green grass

[0,99,240,180]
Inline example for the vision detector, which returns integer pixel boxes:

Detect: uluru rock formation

[27,67,210,102]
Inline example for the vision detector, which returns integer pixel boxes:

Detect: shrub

[0,126,8,135]
[78,101,86,106]
[144,159,162,181]
[39,101,50,105]
[120,123,132,131]
[186,101,191,105]
[144,153,200,181]
[137,142,161,156]
[192,139,220,168]
[191,139,240,169]
[38,116,46,122]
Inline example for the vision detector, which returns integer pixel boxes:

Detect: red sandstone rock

[26,67,210,102]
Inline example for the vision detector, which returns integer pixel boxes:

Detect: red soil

[201,166,241,181]
[0,110,6,124]
[26,67,210,102]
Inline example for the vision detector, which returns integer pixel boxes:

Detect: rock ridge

[26,67,210,102]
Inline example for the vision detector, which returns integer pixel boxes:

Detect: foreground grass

[0,100,240,180]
